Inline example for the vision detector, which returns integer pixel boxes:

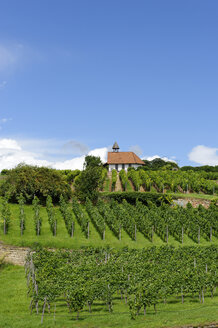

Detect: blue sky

[0,0,217,170]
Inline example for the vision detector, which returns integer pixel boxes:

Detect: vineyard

[105,169,218,195]
[0,194,218,327]
[26,245,218,323]
[0,196,217,248]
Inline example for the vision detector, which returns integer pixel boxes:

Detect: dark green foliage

[74,156,103,202]
[101,191,172,206]
[84,155,102,169]
[181,165,218,173]
[0,169,9,175]
[0,164,72,204]
[59,169,81,183]
[142,158,179,170]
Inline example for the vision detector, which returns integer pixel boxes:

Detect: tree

[74,156,103,203]
[0,164,72,204]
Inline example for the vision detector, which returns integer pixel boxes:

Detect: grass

[0,202,217,249]
[168,192,217,201]
[0,264,218,328]
[103,177,110,192]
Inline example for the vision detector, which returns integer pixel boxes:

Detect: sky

[0,0,217,170]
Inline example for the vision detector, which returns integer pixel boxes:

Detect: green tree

[74,156,103,202]
[0,164,72,204]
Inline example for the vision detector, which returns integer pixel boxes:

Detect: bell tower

[112,141,120,152]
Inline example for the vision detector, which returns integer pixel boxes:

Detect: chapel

[106,142,145,172]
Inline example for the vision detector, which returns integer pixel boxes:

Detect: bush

[100,191,172,206]
[0,164,72,204]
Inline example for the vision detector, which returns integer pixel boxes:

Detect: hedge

[100,191,172,206]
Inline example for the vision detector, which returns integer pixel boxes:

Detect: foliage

[181,165,218,173]
[18,194,26,235]
[101,191,172,206]
[142,158,179,170]
[0,164,72,204]
[138,169,218,194]
[74,156,103,202]
[119,169,128,191]
[72,196,89,238]
[1,195,11,234]
[32,196,42,236]
[59,195,74,237]
[111,169,117,191]
[46,195,57,236]
[127,169,142,191]
[86,198,105,239]
[26,245,218,322]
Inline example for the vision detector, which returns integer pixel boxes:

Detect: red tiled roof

[107,152,145,165]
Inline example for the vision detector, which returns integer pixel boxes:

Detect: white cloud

[0,138,21,150]
[143,155,176,163]
[188,145,218,165]
[54,147,108,170]
[0,138,108,171]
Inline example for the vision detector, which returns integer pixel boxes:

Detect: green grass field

[0,264,217,328]
[0,202,217,249]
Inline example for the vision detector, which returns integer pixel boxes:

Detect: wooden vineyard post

[135,224,137,242]
[71,222,74,237]
[194,258,196,268]
[87,221,89,239]
[181,226,184,244]
[166,225,169,243]
[201,289,204,303]
[53,304,56,323]
[41,297,47,324]
[3,219,6,234]
[37,220,40,236]
[198,226,200,244]
[181,286,184,304]
[54,220,57,236]
[21,220,23,236]
[151,225,154,243]
[103,224,105,240]
[119,226,121,241]
[210,226,212,242]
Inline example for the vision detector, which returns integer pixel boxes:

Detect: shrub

[0,164,72,204]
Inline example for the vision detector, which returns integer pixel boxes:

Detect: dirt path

[115,176,122,191]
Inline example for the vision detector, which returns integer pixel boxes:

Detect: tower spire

[112,141,119,152]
